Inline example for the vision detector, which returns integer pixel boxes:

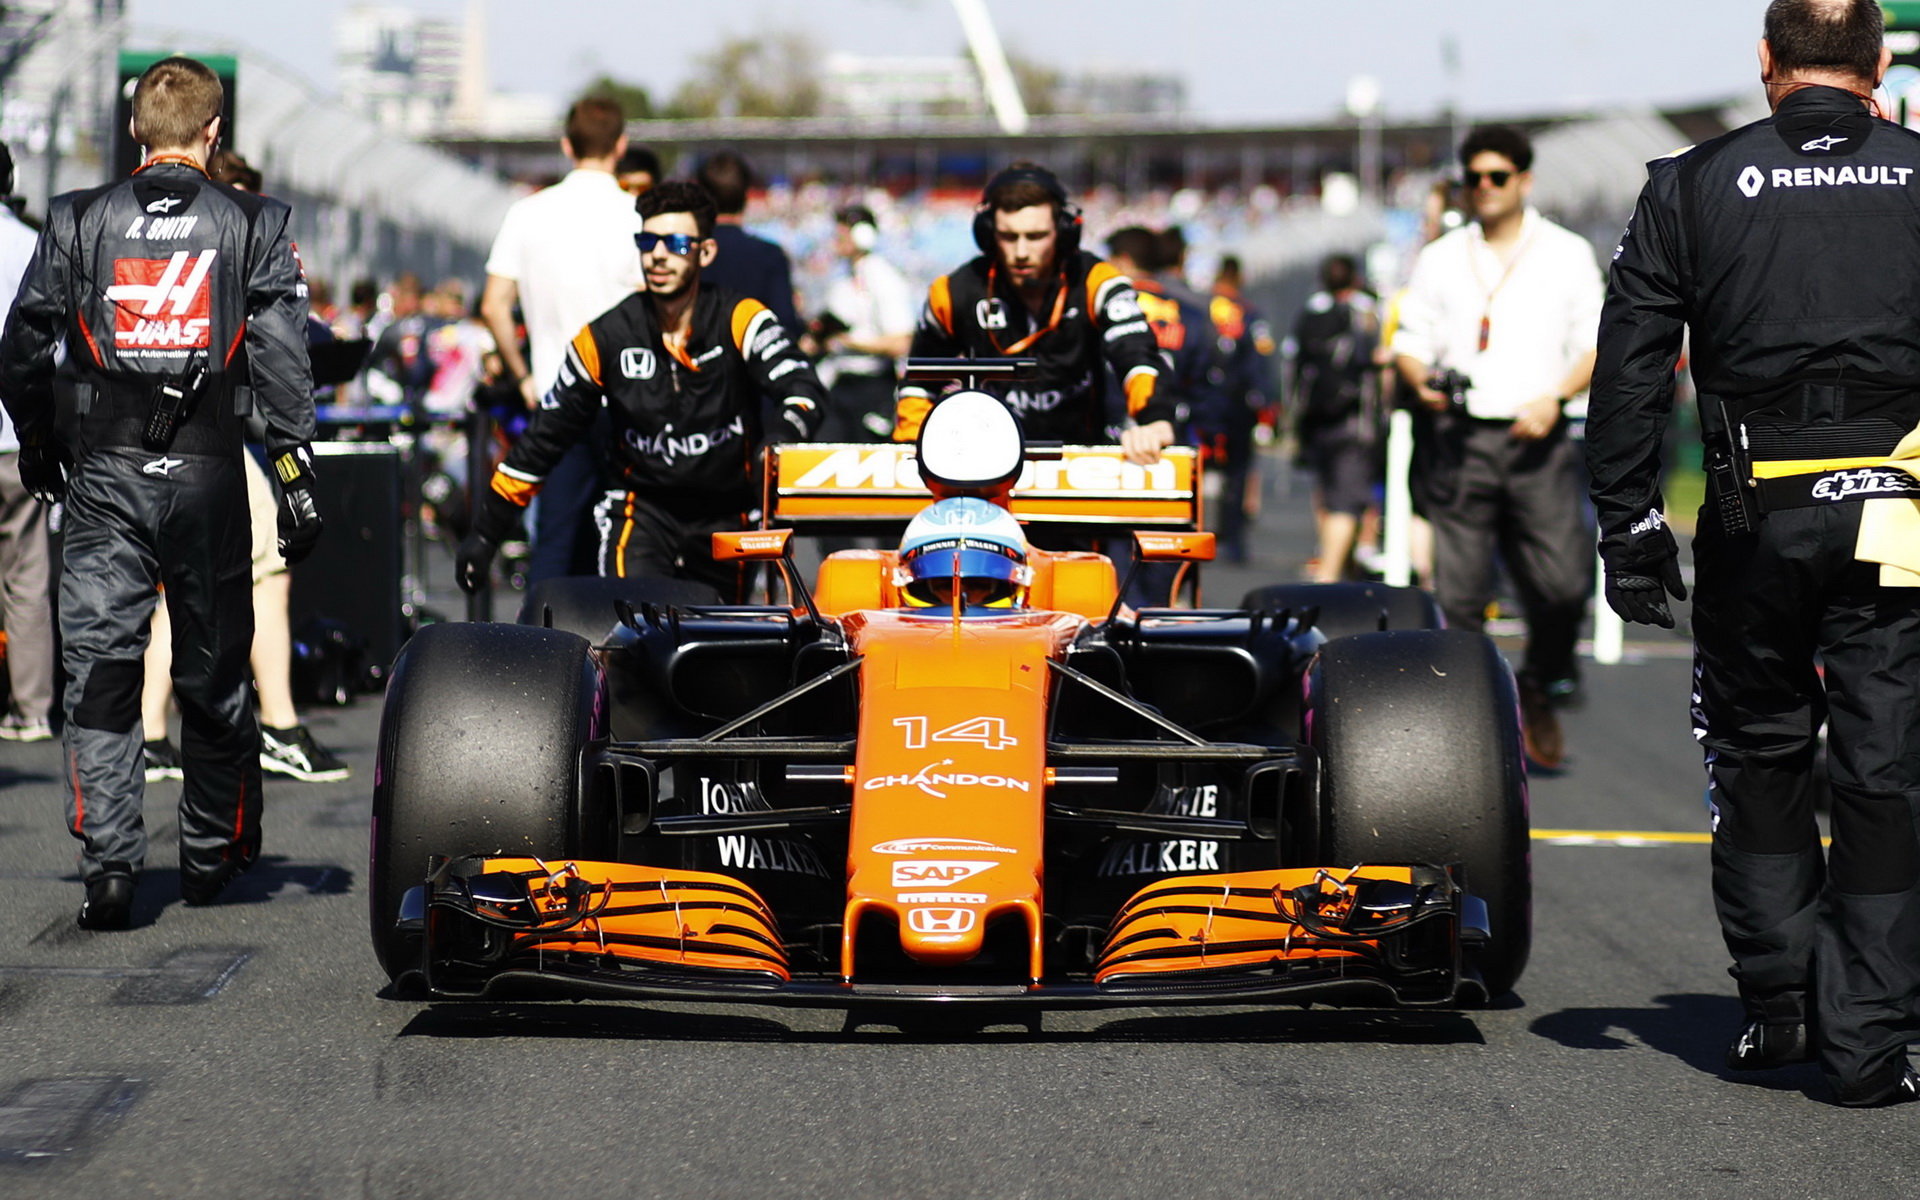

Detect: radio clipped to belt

[142,362,208,451]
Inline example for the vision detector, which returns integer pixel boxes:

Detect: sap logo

[619,348,656,380]
[871,838,1016,856]
[1630,509,1666,536]
[717,835,830,878]
[1097,839,1222,877]
[906,907,976,935]
[975,298,1008,330]
[890,860,994,888]
[862,760,1032,800]
[1811,467,1920,501]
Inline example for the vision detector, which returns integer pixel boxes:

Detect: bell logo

[906,907,976,935]
[1737,166,1766,199]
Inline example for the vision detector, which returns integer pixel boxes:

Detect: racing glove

[271,445,324,565]
[17,431,72,505]
[1604,556,1688,629]
[455,483,522,595]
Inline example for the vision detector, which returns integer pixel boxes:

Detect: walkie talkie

[1707,399,1759,535]
[143,362,207,451]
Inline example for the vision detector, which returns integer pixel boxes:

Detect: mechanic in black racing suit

[891,162,1177,466]
[0,56,321,928]
[1588,0,1920,1107]
[457,180,826,599]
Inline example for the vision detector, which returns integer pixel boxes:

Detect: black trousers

[1426,416,1591,686]
[1692,502,1920,1098]
[60,446,261,884]
[592,490,749,600]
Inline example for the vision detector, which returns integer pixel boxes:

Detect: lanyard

[985,265,1067,356]
[1469,218,1537,353]
[138,154,206,175]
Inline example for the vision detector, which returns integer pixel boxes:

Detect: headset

[971,163,1082,261]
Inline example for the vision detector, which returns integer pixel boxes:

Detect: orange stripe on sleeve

[1125,370,1157,417]
[731,297,771,351]
[1086,260,1122,304]
[570,327,603,386]
[893,394,933,441]
[928,275,955,335]
[490,469,538,507]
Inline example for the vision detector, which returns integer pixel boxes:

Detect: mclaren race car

[370,366,1532,1010]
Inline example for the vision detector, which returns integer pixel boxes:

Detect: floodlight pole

[950,0,1030,136]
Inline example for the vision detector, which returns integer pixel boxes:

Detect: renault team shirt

[484,169,645,391]
[1392,207,1603,421]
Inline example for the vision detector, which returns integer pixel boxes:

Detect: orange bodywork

[1095,866,1420,983]
[814,547,1118,620]
[453,857,790,981]
[838,610,1085,981]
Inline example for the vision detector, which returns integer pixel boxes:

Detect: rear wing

[764,444,1201,533]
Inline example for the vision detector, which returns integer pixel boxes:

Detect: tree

[1002,47,1060,117]
[665,31,823,120]
[579,75,654,121]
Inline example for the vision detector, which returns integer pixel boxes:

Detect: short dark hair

[617,145,661,180]
[132,56,223,151]
[1765,0,1884,82]
[835,203,877,229]
[695,150,752,215]
[985,161,1064,215]
[1106,226,1159,269]
[638,180,717,236]
[565,96,625,161]
[1320,253,1359,293]
[350,278,379,308]
[1216,254,1243,286]
[1459,125,1534,174]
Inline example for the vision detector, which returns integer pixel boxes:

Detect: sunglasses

[1464,170,1516,189]
[635,231,708,257]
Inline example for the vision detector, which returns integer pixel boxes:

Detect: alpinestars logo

[107,251,216,351]
[141,455,184,478]
[1810,467,1920,501]
[1801,135,1849,153]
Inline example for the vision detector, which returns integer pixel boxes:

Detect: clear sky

[125,0,1779,124]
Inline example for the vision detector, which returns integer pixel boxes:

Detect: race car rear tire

[516,574,724,644]
[1241,581,1443,641]
[1307,628,1531,998]
[369,621,606,981]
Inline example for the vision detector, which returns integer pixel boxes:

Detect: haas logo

[107,250,216,351]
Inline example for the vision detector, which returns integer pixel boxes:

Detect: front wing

[403,857,1490,1008]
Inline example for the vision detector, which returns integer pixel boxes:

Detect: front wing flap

[409,857,1485,1007]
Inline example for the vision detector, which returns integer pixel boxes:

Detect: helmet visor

[899,542,1028,607]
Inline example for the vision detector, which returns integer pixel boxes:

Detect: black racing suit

[1589,85,1920,1102]
[0,159,316,889]
[891,250,1175,443]
[477,285,826,597]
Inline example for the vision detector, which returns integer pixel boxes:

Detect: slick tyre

[1307,629,1531,998]
[1242,581,1443,642]
[516,574,724,644]
[369,621,605,981]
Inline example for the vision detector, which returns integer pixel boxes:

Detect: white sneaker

[0,714,54,742]
[260,724,351,782]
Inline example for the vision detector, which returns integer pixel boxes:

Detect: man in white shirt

[811,205,916,442]
[479,96,643,584]
[0,140,55,743]
[1393,124,1605,769]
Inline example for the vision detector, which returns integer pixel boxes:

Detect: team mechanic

[0,56,322,929]
[892,163,1177,466]
[1590,0,1920,1106]
[457,181,826,599]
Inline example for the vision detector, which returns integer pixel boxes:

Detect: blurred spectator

[696,150,802,335]
[481,95,643,584]
[1206,253,1277,563]
[1290,253,1382,583]
[809,204,915,442]
[0,138,53,743]
[618,145,662,198]
[365,272,434,408]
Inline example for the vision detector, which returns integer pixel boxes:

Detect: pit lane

[0,473,1913,1198]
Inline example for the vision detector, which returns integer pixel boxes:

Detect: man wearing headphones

[811,204,915,443]
[892,163,1176,465]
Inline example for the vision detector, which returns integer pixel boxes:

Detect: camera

[1428,367,1474,412]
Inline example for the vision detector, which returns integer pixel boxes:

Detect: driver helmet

[894,497,1031,609]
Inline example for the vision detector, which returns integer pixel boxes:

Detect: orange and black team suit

[892,252,1173,444]
[470,287,826,597]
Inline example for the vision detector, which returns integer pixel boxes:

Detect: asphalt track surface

[2,466,1917,1199]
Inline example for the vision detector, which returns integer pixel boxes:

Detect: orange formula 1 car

[370,372,1531,1011]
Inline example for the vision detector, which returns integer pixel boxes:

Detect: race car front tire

[369,621,606,982]
[1307,628,1531,998]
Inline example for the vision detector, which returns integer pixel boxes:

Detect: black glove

[1604,555,1688,628]
[455,533,497,594]
[17,433,71,505]
[271,445,324,565]
[766,402,816,446]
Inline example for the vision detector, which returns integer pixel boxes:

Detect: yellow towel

[1749,425,1920,586]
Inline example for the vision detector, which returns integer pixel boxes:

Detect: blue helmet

[895,498,1030,608]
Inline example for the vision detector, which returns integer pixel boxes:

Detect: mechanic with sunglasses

[457,181,825,600]
[1591,0,1920,1108]
[1391,124,1604,771]
[891,162,1177,466]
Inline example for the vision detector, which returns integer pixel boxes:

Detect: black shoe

[1838,1064,1920,1108]
[143,737,183,782]
[260,723,350,782]
[1727,1019,1814,1071]
[181,858,252,907]
[1517,677,1564,770]
[77,865,135,930]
